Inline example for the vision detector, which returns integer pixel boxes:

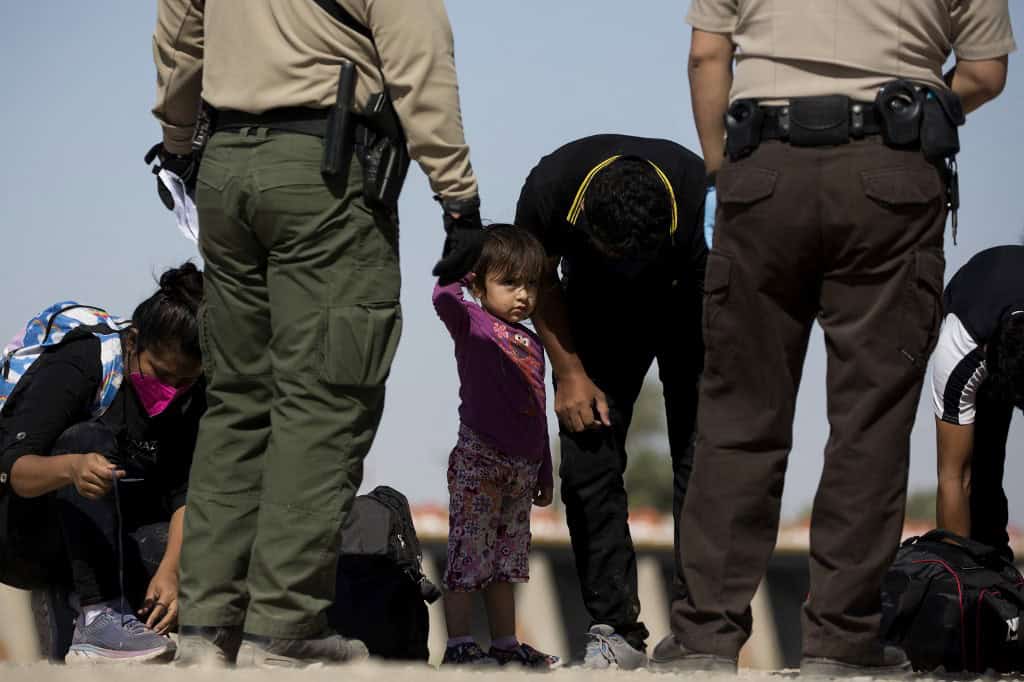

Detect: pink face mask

[129,373,193,417]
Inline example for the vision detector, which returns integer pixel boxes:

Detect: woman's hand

[68,453,124,500]
[534,482,553,507]
[139,566,179,635]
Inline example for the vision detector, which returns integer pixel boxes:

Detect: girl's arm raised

[432,278,473,339]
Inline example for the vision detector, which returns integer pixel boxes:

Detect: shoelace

[585,632,615,663]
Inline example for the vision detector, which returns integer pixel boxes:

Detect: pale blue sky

[1,2,1020,522]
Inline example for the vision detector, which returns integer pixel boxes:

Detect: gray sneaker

[64,608,176,665]
[649,633,737,673]
[236,632,369,668]
[583,625,648,670]
[174,626,243,668]
[800,645,912,678]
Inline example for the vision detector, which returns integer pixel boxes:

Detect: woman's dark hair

[131,262,204,360]
[583,157,673,259]
[986,312,1024,407]
[472,224,547,287]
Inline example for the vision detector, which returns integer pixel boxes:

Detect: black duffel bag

[327,486,441,661]
[881,529,1024,674]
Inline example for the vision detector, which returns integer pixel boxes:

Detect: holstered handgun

[358,91,410,208]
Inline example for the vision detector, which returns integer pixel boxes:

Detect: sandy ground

[0,663,800,682]
[0,663,984,682]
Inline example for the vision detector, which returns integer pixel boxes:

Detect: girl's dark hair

[583,157,673,259]
[131,262,204,360]
[472,224,547,286]
[987,312,1024,407]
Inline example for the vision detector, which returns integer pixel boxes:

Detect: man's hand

[534,482,553,507]
[555,371,611,432]
[68,454,124,500]
[144,143,198,210]
[139,566,179,635]
[433,195,486,285]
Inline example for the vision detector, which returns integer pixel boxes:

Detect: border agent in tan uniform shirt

[650,0,1014,675]
[150,0,485,666]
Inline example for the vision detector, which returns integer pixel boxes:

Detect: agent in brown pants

[673,138,947,667]
[653,1,1013,674]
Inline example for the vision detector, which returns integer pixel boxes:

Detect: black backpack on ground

[327,486,440,661]
[881,529,1024,674]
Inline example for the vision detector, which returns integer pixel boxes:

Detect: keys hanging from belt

[946,158,960,245]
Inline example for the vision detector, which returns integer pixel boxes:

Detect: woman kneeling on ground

[0,263,205,664]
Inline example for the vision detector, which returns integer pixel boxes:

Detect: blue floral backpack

[1,302,130,417]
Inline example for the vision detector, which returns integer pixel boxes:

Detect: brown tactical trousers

[671,138,947,663]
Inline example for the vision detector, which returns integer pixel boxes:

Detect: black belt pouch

[920,89,965,162]
[789,95,850,147]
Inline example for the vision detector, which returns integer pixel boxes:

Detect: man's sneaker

[235,632,368,668]
[441,641,497,666]
[174,625,243,668]
[650,633,737,673]
[583,624,648,670]
[489,642,562,670]
[64,608,175,665]
[800,645,912,678]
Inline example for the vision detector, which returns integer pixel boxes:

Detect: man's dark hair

[582,157,673,259]
[132,261,204,361]
[473,224,547,286]
[986,313,1024,407]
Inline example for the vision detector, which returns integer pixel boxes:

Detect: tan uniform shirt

[686,0,1016,103]
[152,0,477,200]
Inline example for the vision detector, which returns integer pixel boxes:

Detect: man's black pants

[559,278,703,651]
[970,384,1017,560]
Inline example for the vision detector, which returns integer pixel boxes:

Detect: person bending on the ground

[0,263,205,664]
[514,135,707,669]
[433,225,560,670]
[934,245,1024,561]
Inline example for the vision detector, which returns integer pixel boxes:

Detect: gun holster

[357,92,410,209]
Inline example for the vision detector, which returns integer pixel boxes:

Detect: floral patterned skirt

[444,424,541,592]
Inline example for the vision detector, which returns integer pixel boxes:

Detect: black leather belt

[759,101,882,141]
[214,107,334,137]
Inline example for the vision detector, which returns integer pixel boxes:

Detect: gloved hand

[144,143,198,211]
[702,172,718,249]
[432,195,487,285]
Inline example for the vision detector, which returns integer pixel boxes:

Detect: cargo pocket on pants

[321,301,403,386]
[899,248,945,367]
[702,252,732,341]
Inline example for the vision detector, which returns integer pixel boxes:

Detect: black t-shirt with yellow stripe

[514,134,707,290]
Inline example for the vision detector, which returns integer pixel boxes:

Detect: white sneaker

[582,624,647,670]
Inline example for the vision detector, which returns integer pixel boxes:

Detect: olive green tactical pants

[179,129,401,638]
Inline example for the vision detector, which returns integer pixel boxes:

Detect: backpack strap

[308,0,373,42]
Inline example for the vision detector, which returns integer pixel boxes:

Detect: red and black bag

[882,529,1024,673]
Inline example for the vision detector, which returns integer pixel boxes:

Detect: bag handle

[912,529,1012,568]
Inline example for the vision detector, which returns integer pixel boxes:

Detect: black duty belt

[759,101,882,142]
[215,107,335,137]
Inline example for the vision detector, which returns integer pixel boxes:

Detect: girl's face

[474,272,539,324]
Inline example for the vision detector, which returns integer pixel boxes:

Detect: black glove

[144,143,198,211]
[432,195,487,285]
